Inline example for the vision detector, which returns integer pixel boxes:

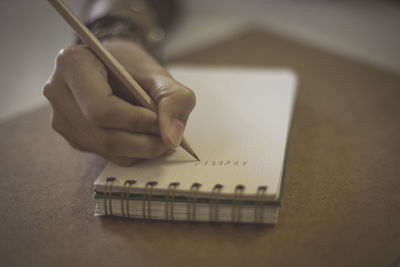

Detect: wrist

[77,3,165,59]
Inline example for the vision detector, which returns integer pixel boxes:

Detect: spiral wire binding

[104,177,116,215]
[121,180,136,218]
[187,183,201,221]
[102,178,269,223]
[142,181,157,219]
[254,186,267,223]
[165,182,179,220]
[231,185,245,223]
[209,184,223,222]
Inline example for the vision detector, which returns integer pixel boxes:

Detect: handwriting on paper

[193,160,248,167]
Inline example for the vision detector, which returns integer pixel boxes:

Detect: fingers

[55,46,159,134]
[44,43,194,165]
[43,45,170,164]
[103,39,197,147]
[151,78,196,148]
[51,105,169,161]
[99,130,169,159]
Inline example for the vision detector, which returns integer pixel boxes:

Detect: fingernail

[169,119,185,147]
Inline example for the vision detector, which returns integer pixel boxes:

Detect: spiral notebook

[94,66,297,224]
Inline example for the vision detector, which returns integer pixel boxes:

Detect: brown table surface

[1,30,399,267]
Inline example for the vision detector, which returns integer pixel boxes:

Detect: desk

[1,30,399,267]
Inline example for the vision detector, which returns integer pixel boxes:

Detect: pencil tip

[193,154,200,161]
[180,137,200,161]
[189,150,200,161]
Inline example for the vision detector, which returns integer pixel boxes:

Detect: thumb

[153,78,196,148]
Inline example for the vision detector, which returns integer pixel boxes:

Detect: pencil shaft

[48,0,199,160]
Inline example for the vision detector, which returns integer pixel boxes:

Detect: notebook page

[95,66,297,200]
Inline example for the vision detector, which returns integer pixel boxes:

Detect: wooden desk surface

[1,30,399,267]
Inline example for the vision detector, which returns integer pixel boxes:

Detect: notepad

[94,65,297,224]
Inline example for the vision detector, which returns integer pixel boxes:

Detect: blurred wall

[0,0,83,122]
[166,0,400,72]
[0,0,399,123]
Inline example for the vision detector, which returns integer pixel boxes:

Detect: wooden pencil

[48,0,199,161]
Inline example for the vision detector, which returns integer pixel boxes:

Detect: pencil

[48,0,199,161]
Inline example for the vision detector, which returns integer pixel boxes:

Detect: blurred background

[0,0,399,123]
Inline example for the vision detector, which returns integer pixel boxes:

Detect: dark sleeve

[146,0,180,30]
[82,0,179,30]
[78,0,180,57]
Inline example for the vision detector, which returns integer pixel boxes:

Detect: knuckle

[55,47,74,66]
[55,45,91,67]
[167,84,197,111]
[42,81,54,99]
[42,77,64,105]
[184,87,196,102]
[182,87,196,108]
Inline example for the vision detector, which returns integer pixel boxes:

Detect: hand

[43,39,196,166]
